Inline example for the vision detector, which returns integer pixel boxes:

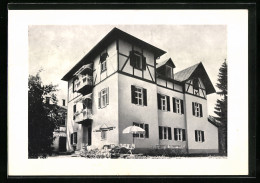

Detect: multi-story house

[62,27,219,154]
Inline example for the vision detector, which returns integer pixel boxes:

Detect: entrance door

[59,137,66,152]
[83,125,92,146]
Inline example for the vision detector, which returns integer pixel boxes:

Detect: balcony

[74,108,93,124]
[74,75,93,95]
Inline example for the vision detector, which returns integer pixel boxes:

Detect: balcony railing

[74,108,93,123]
[74,75,93,94]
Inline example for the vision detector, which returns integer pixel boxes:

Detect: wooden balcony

[74,108,93,124]
[74,75,93,95]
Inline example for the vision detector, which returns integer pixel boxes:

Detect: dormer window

[165,65,173,79]
[130,51,146,70]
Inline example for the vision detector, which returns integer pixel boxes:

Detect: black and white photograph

[8,10,248,175]
[28,25,227,159]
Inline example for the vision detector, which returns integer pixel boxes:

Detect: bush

[145,148,184,157]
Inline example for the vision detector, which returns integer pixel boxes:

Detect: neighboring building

[61,27,219,154]
[45,97,67,153]
[51,102,67,153]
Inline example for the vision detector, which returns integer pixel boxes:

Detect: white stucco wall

[157,86,187,148]
[184,94,218,153]
[91,73,119,149]
[93,41,117,85]
[118,74,159,148]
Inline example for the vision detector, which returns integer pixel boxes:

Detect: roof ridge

[175,62,201,75]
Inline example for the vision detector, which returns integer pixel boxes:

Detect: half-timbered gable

[175,62,215,99]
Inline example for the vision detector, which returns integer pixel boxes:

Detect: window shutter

[172,97,176,113]
[139,124,144,138]
[73,105,76,113]
[174,128,177,140]
[195,130,198,142]
[159,126,162,140]
[168,127,172,140]
[129,51,134,67]
[202,131,205,142]
[157,94,161,110]
[167,96,170,111]
[145,124,149,138]
[143,88,147,106]
[70,134,73,145]
[142,56,146,70]
[74,132,77,144]
[200,104,203,117]
[106,87,109,105]
[98,91,101,108]
[182,129,186,141]
[192,102,195,116]
[131,85,137,104]
[181,100,184,114]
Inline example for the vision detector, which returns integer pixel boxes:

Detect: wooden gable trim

[156,84,184,94]
[147,65,154,82]
[116,39,119,71]
[118,70,156,85]
[121,56,130,71]
[142,48,144,79]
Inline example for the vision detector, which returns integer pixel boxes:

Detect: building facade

[62,28,219,154]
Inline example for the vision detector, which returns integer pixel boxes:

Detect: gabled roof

[62,27,166,81]
[156,58,176,69]
[174,63,200,82]
[175,62,215,95]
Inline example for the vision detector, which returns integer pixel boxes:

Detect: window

[101,131,107,140]
[133,122,149,138]
[71,132,77,145]
[135,87,143,105]
[166,65,173,79]
[100,52,108,73]
[193,78,200,95]
[159,126,172,140]
[101,60,107,72]
[130,51,146,70]
[73,104,76,120]
[192,102,203,117]
[157,94,170,111]
[98,87,109,108]
[131,85,147,106]
[173,97,184,114]
[62,99,66,106]
[161,96,166,111]
[174,128,186,141]
[193,78,199,90]
[74,78,80,91]
[195,130,205,142]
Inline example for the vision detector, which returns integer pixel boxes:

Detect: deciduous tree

[28,70,64,158]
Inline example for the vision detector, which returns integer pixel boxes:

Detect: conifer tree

[214,60,227,155]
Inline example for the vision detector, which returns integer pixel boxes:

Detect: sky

[28,25,227,115]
